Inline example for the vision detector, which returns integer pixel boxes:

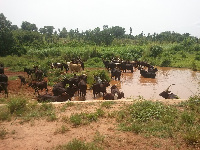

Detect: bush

[7,98,27,116]
[84,57,104,68]
[149,45,163,57]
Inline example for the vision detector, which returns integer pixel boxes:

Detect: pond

[72,67,200,101]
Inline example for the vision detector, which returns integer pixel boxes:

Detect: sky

[1,0,200,37]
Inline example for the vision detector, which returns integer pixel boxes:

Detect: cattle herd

[0,58,178,102]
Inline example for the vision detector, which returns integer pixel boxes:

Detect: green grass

[69,109,105,127]
[54,125,70,135]
[116,98,200,147]
[55,138,103,150]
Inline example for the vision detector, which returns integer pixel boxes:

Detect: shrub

[84,57,104,68]
[149,45,163,57]
[7,98,27,116]
[55,138,102,150]
[0,106,11,121]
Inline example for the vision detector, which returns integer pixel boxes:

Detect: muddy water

[72,67,200,101]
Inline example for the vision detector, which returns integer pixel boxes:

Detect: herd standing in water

[0,58,178,101]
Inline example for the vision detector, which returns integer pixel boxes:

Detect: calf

[29,80,48,95]
[0,82,8,98]
[18,75,26,86]
[111,85,125,99]
[103,93,114,100]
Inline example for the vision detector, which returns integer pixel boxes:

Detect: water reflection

[73,67,200,101]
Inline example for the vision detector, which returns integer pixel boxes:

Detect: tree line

[0,13,199,56]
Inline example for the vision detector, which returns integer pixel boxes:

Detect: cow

[159,90,179,99]
[18,75,26,86]
[103,93,114,100]
[121,62,133,73]
[0,82,8,98]
[29,80,48,95]
[24,67,36,78]
[37,93,72,102]
[92,81,110,98]
[51,63,69,72]
[111,85,125,99]
[52,78,78,98]
[78,79,87,97]
[148,66,158,73]
[0,63,4,75]
[35,69,44,81]
[69,63,82,73]
[0,74,8,83]
[111,68,122,80]
[159,84,178,99]
[139,68,156,78]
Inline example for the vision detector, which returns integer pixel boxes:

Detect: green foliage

[69,109,105,127]
[7,97,27,115]
[84,57,104,68]
[149,45,163,57]
[0,106,11,121]
[86,69,110,86]
[180,95,200,113]
[70,113,82,127]
[128,101,177,122]
[184,127,200,147]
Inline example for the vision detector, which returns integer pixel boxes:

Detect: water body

[73,67,200,101]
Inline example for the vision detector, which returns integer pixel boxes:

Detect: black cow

[148,66,158,73]
[111,68,122,80]
[139,68,156,78]
[35,69,43,81]
[0,82,8,98]
[0,67,4,74]
[159,90,179,99]
[29,80,48,95]
[92,81,110,98]
[111,85,125,99]
[121,62,133,73]
[103,93,114,100]
[18,75,26,86]
[0,74,8,83]
[24,68,36,78]
[78,79,87,97]
[37,93,72,102]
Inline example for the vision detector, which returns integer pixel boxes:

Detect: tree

[0,13,15,56]
[44,26,54,36]
[59,27,68,38]
[21,21,38,31]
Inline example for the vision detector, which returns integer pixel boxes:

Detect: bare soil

[0,69,189,150]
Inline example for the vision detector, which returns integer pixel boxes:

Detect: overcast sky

[1,0,200,37]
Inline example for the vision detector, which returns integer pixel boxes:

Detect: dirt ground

[0,69,189,150]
